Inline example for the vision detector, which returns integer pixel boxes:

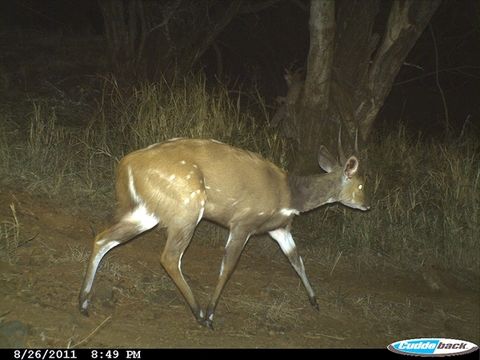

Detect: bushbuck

[79,136,369,328]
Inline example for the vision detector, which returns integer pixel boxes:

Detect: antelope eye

[358,184,363,190]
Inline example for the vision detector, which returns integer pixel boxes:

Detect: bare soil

[0,189,478,348]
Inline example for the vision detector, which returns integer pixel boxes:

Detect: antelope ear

[318,146,336,173]
[344,156,359,178]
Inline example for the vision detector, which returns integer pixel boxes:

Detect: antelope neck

[288,172,340,213]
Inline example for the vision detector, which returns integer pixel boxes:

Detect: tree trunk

[297,0,335,171]
[293,0,440,170]
[357,0,442,140]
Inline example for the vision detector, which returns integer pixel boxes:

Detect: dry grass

[0,75,478,277]
[0,204,21,263]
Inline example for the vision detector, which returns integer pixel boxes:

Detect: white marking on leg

[178,252,183,272]
[83,240,120,294]
[269,228,296,255]
[219,260,224,276]
[127,166,141,204]
[280,208,300,217]
[225,233,232,247]
[81,299,89,310]
[220,233,252,277]
[123,205,159,231]
[196,206,204,225]
[178,250,190,287]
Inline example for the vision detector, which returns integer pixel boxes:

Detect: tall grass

[0,76,478,274]
[0,75,284,212]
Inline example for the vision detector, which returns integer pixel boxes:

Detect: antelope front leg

[269,228,319,310]
[160,224,205,325]
[204,228,251,329]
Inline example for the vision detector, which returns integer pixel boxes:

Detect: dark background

[0,0,479,137]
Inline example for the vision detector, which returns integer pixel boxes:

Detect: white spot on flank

[232,200,239,206]
[190,191,197,198]
[184,198,190,205]
[168,174,176,181]
[186,174,191,180]
[269,228,296,255]
[124,205,159,231]
[258,211,265,216]
[180,160,186,165]
[205,185,211,190]
[192,164,198,169]
[358,184,363,190]
[280,208,299,217]
[210,139,224,144]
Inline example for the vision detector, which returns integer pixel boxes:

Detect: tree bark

[293,0,440,169]
[296,0,335,171]
[357,0,441,140]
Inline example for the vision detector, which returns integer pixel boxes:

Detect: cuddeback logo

[388,338,478,356]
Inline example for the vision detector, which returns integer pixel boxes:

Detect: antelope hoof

[203,319,214,331]
[200,310,215,330]
[79,298,90,317]
[195,316,214,330]
[310,297,319,311]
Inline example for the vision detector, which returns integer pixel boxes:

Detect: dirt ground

[0,189,478,348]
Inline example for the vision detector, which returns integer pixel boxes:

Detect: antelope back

[115,138,292,230]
